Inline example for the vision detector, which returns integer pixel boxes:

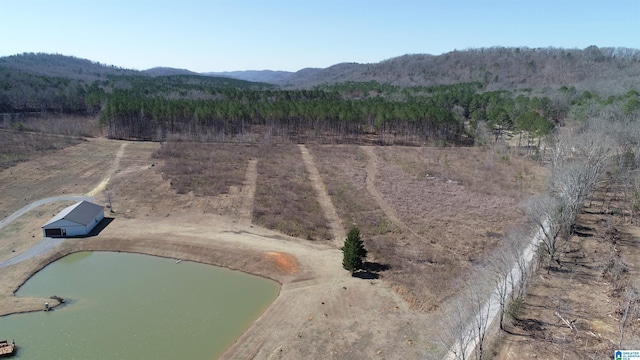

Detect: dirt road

[443,220,548,360]
[299,144,346,247]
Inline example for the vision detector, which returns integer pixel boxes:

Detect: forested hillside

[205,70,293,84]
[143,67,200,77]
[282,46,640,93]
[1,47,638,145]
[99,80,561,145]
[0,53,137,81]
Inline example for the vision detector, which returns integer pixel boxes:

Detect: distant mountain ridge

[0,53,293,84]
[204,70,293,84]
[280,47,640,93]
[0,52,138,81]
[143,67,200,76]
[1,47,639,94]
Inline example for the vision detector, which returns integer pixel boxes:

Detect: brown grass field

[2,127,637,359]
[0,129,83,171]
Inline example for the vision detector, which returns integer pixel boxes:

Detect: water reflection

[1,252,279,359]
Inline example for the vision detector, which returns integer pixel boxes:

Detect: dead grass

[17,114,103,137]
[308,145,546,311]
[0,137,124,224]
[153,141,332,241]
[375,145,547,199]
[153,141,546,312]
[154,141,255,196]
[373,146,545,259]
[0,129,83,171]
[253,145,332,241]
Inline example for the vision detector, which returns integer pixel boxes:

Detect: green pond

[0,251,280,359]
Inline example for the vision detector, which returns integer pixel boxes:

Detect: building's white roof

[42,201,104,228]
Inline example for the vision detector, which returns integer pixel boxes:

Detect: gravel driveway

[0,195,92,268]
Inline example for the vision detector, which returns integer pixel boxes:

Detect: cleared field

[154,141,547,311]
[0,137,123,220]
[0,137,548,359]
[0,129,83,171]
[308,144,547,311]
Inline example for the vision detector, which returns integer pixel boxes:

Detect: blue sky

[0,0,638,72]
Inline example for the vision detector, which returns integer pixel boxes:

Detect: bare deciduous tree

[438,298,475,360]
[529,118,612,273]
[619,282,639,349]
[488,246,513,331]
[466,280,492,360]
[524,194,571,273]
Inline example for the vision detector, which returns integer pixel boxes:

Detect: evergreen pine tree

[342,226,367,273]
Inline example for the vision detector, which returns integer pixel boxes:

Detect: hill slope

[143,67,200,76]
[204,70,293,84]
[281,46,640,93]
[3,47,639,94]
[0,52,139,82]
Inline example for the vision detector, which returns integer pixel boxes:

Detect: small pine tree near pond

[342,226,367,273]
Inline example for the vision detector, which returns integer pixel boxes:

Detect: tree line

[97,79,557,145]
[11,64,634,147]
[0,67,105,114]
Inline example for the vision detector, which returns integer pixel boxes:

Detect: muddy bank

[0,235,304,317]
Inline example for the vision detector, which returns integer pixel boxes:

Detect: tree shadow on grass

[362,261,390,272]
[548,265,572,274]
[513,317,547,333]
[352,270,379,279]
[571,224,594,237]
[352,261,390,279]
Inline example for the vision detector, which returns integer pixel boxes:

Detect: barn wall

[86,211,105,234]
[42,224,85,237]
[62,225,87,237]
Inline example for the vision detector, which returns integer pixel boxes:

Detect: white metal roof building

[42,200,105,238]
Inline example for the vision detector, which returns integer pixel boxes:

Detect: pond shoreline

[0,235,293,317]
[4,251,281,359]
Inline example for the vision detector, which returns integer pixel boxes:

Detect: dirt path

[443,220,548,360]
[299,145,346,247]
[87,142,127,197]
[361,146,428,242]
[361,146,466,265]
[238,159,258,224]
